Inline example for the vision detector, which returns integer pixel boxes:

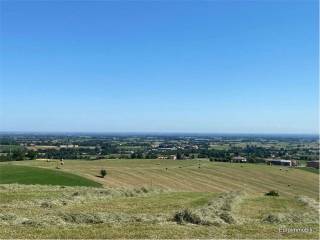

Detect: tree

[26,150,37,160]
[11,148,26,161]
[137,152,143,159]
[100,169,107,178]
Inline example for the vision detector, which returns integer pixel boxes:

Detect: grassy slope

[0,184,318,239]
[297,167,319,174]
[0,165,102,187]
[0,159,318,239]
[10,159,319,199]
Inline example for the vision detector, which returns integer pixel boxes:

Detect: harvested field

[0,159,318,238]
[8,159,319,199]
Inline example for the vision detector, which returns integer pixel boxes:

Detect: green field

[0,165,102,187]
[0,159,319,239]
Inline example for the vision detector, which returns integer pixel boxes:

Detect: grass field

[0,159,319,239]
[0,165,102,187]
[298,167,319,174]
[10,159,319,199]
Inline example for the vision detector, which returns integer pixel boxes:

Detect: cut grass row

[0,184,318,239]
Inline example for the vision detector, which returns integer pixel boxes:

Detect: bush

[100,169,107,178]
[265,190,279,196]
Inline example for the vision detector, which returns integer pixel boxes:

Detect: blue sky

[0,1,318,134]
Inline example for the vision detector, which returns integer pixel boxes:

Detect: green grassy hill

[0,165,102,187]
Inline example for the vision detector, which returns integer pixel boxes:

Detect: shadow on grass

[95,175,105,178]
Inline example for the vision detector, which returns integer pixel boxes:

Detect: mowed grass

[0,165,102,187]
[10,159,319,199]
[298,167,319,174]
[66,192,216,215]
[3,223,319,239]
[0,159,319,239]
[0,184,318,239]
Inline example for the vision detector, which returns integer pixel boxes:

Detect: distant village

[0,134,319,169]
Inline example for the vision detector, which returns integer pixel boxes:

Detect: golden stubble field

[10,159,319,198]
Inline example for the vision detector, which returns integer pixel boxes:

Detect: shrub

[100,169,107,178]
[265,190,279,196]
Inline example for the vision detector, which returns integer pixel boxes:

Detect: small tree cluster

[100,169,107,178]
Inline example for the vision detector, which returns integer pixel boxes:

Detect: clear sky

[0,1,318,134]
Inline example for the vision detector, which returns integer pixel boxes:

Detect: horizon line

[0,131,318,136]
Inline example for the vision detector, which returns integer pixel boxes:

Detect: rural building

[265,159,297,167]
[169,155,177,160]
[232,156,247,163]
[60,144,79,149]
[306,161,319,169]
[157,155,177,160]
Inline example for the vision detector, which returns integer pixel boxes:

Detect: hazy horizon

[0,130,318,137]
[0,1,318,134]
